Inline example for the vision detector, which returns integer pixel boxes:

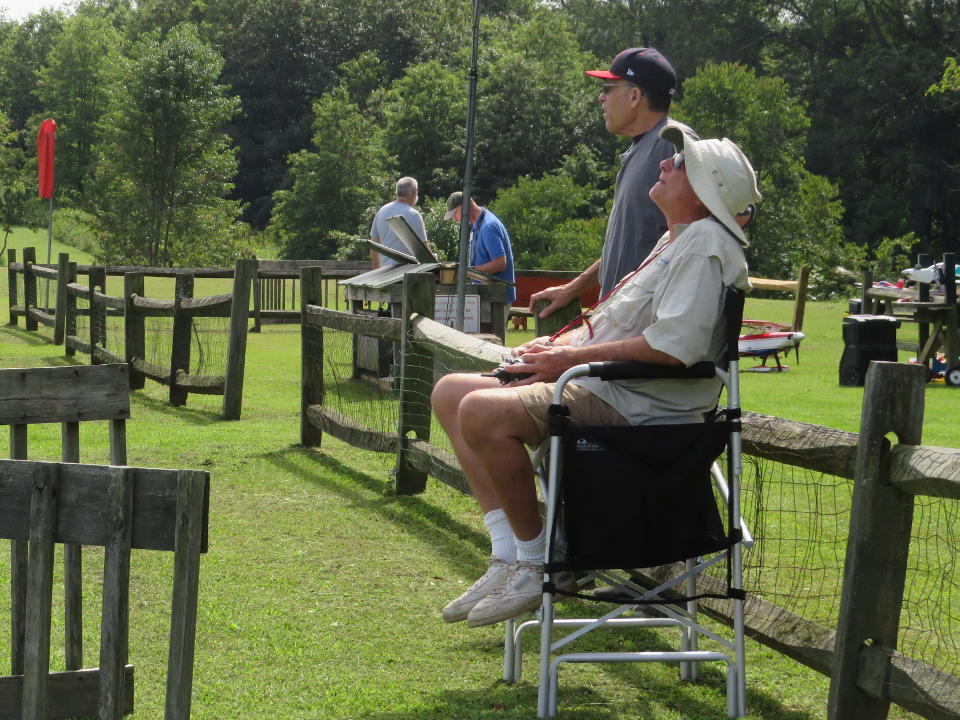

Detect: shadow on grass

[0,325,53,347]
[258,445,490,580]
[256,447,820,720]
[131,390,223,425]
[361,619,817,719]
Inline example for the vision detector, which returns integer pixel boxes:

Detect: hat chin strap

[710,214,745,244]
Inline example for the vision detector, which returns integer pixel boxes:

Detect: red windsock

[37,118,56,199]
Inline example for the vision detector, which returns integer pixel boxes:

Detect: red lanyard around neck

[549,235,676,342]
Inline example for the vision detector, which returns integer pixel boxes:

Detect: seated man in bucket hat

[431,125,760,628]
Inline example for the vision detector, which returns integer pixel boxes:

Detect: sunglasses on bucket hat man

[659,124,761,246]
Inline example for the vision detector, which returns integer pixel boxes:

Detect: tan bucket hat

[660,123,761,246]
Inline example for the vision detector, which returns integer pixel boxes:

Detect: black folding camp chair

[503,286,752,718]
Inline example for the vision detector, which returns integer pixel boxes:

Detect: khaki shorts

[513,381,629,440]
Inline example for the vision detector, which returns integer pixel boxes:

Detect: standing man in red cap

[530,48,694,317]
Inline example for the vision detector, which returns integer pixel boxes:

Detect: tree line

[0,0,957,297]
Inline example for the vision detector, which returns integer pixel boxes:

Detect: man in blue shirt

[444,191,516,306]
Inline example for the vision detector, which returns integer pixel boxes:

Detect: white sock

[484,509,516,563]
[515,525,546,565]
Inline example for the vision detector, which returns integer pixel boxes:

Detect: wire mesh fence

[303,304,960,719]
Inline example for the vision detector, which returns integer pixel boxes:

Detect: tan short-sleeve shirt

[570,218,749,425]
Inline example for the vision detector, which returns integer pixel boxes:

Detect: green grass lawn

[1,226,947,718]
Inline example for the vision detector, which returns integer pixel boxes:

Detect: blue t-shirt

[472,209,516,303]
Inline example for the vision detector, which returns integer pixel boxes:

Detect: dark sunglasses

[737,203,757,228]
[601,82,630,95]
[672,152,685,169]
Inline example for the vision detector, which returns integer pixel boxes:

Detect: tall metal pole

[455,0,481,331]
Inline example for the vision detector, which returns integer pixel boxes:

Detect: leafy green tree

[91,23,244,266]
[421,197,460,261]
[34,13,120,201]
[764,0,960,257]
[339,51,388,112]
[475,9,600,195]
[541,217,606,272]
[380,60,466,198]
[928,57,960,98]
[555,0,771,81]
[210,0,347,228]
[269,85,394,259]
[206,0,474,228]
[673,62,854,297]
[870,233,919,282]
[124,0,203,39]
[0,9,65,131]
[489,162,602,270]
[349,0,473,78]
[0,108,37,258]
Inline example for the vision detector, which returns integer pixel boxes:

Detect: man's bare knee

[432,373,499,419]
[431,373,460,420]
[459,390,538,448]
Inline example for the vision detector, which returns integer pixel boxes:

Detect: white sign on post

[434,294,480,333]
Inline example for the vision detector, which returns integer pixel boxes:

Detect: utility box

[839,314,900,386]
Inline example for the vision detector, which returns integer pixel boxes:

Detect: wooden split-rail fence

[0,363,210,719]
[299,267,960,720]
[7,250,262,418]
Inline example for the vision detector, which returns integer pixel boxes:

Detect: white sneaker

[441,556,512,623]
[467,561,544,627]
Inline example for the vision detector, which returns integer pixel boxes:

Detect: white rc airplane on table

[738,319,805,372]
[901,261,960,288]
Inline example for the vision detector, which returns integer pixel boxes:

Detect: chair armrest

[586,361,717,381]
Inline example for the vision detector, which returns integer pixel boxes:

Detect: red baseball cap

[585,47,677,98]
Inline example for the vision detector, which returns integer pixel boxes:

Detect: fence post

[63,260,77,356]
[793,265,810,332]
[89,266,107,364]
[251,258,262,333]
[124,272,146,390]
[24,246,37,331]
[53,252,69,345]
[943,252,956,307]
[7,248,17,326]
[223,258,255,420]
[169,273,195,407]
[827,361,927,720]
[300,266,325,447]
[395,272,433,495]
[943,254,958,374]
[860,269,873,315]
[534,297,580,338]
[917,253,932,303]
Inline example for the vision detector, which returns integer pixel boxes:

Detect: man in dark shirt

[530,47,694,314]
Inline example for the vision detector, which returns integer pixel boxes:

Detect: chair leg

[733,544,747,716]
[734,598,747,716]
[537,592,555,718]
[680,558,699,682]
[502,618,516,682]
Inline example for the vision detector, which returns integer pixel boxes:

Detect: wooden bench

[747,266,810,332]
[508,266,809,335]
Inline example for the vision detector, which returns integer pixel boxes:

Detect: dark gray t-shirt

[598,117,694,296]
